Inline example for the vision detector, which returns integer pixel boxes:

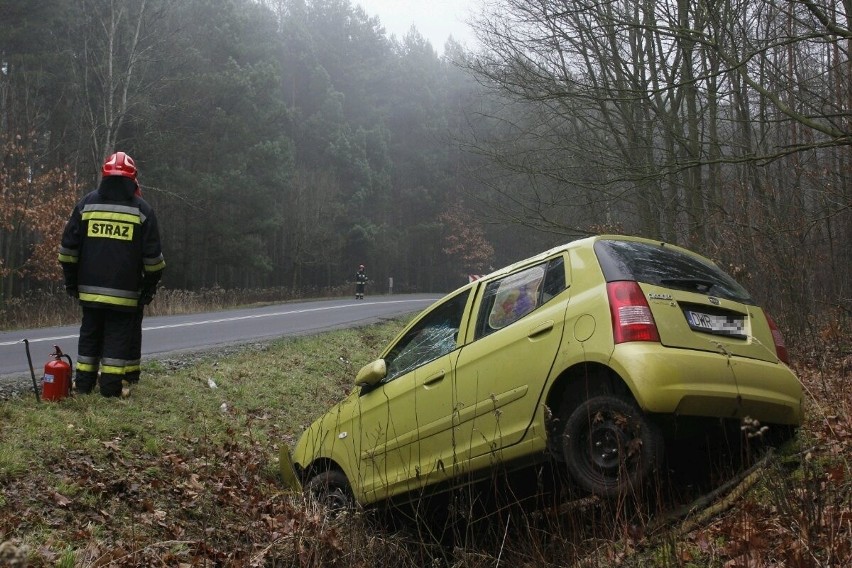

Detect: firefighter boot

[74,373,96,394]
[99,373,123,398]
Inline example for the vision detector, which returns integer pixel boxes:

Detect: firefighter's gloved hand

[140,291,155,305]
[65,286,78,298]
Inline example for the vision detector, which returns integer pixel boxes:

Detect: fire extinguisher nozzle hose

[22,338,41,403]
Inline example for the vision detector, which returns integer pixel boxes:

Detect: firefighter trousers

[126,307,144,383]
[75,307,138,397]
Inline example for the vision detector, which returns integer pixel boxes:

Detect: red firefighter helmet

[102,152,138,180]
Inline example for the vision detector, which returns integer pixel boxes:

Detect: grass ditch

[0,319,850,567]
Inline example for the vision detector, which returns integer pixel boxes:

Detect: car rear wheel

[304,470,354,513]
[561,395,662,499]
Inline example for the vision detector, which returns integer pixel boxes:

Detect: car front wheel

[304,470,355,513]
[561,395,663,499]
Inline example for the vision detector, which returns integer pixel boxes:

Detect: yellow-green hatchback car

[280,235,802,507]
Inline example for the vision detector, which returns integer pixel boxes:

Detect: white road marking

[1,299,431,346]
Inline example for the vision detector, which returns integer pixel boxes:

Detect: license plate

[685,310,745,337]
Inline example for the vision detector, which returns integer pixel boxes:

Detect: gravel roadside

[0,373,42,401]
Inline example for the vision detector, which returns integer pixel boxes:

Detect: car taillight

[765,313,790,364]
[607,281,660,344]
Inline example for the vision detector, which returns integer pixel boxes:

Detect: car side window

[384,291,469,382]
[476,257,566,339]
[541,256,566,304]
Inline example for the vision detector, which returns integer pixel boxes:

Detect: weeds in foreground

[0,321,850,567]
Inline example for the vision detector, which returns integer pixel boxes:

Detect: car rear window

[594,240,754,304]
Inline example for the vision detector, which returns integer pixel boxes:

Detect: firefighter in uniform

[58,152,165,397]
[355,264,368,299]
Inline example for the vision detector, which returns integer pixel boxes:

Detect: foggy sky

[356,0,479,51]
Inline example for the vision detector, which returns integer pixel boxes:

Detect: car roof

[437,234,702,304]
[478,234,647,280]
[442,235,597,297]
[404,234,708,350]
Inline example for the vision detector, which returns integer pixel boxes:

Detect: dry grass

[0,300,849,567]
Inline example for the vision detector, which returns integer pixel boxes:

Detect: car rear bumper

[609,343,803,425]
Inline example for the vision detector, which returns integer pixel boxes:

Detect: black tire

[765,423,798,446]
[304,470,355,513]
[561,395,663,499]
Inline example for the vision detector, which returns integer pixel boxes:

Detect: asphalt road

[0,294,440,380]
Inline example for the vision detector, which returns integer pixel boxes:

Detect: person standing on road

[355,264,368,300]
[58,152,165,397]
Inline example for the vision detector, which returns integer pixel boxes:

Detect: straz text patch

[88,220,134,241]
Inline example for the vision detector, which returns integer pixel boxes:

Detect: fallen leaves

[1,345,850,567]
[49,491,71,508]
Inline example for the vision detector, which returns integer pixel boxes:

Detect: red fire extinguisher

[42,345,73,401]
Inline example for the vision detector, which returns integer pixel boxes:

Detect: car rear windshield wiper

[660,278,716,293]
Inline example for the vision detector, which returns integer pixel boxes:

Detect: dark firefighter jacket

[58,176,165,311]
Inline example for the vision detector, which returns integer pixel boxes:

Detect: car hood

[292,392,359,469]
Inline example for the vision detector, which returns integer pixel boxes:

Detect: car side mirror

[355,359,387,387]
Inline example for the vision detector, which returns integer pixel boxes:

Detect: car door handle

[424,371,445,387]
[528,320,554,338]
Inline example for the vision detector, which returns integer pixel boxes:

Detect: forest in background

[1,0,850,346]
